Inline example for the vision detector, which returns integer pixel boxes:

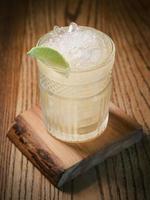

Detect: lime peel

[27,46,70,74]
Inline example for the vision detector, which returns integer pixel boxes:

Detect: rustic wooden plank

[73,169,100,200]
[0,0,28,199]
[7,103,143,188]
[14,0,54,199]
[0,0,150,199]
[97,161,115,200]
[99,1,150,200]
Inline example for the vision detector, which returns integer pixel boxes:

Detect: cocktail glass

[37,26,115,142]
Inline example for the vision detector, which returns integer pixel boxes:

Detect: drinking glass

[37,27,115,142]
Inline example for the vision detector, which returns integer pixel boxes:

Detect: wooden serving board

[7,103,143,188]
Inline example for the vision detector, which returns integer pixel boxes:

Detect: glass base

[46,115,109,143]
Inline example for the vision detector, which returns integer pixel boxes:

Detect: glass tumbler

[37,28,115,142]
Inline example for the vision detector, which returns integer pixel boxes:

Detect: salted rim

[37,26,115,73]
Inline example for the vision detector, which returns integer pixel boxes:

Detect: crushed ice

[42,22,107,70]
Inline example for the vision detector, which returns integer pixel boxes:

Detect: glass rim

[37,26,115,74]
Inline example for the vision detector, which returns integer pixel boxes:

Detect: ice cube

[68,22,78,32]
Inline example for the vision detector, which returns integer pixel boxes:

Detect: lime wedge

[27,47,70,74]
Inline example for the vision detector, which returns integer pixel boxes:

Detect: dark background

[0,0,150,199]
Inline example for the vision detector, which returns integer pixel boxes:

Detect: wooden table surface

[0,0,150,199]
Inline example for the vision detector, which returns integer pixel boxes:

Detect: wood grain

[7,104,143,188]
[0,0,150,199]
